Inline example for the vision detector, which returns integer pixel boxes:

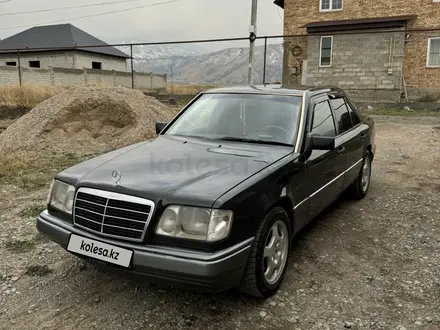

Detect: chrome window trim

[73,187,155,243]
[294,158,363,210]
[294,90,308,153]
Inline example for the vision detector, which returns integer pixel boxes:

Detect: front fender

[213,153,303,245]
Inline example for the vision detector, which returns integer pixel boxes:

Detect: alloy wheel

[263,220,289,285]
[361,156,371,193]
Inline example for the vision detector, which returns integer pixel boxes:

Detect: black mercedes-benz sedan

[37,84,376,298]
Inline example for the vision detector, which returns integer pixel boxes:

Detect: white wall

[0,65,167,92]
[0,50,127,72]
[0,51,75,69]
[73,51,127,71]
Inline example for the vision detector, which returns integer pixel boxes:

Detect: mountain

[131,44,203,59]
[125,44,284,85]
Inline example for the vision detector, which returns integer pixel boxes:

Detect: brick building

[275,0,440,101]
[0,24,129,72]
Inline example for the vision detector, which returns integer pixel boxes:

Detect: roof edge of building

[0,48,130,59]
[302,15,417,28]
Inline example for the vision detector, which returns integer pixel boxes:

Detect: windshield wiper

[217,136,292,147]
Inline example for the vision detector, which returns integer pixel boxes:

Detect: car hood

[56,135,293,207]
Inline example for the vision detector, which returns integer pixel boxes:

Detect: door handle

[337,146,345,154]
[360,133,367,140]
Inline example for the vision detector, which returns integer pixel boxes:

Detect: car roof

[203,84,345,97]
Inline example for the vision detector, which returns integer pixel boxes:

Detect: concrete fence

[0,66,167,92]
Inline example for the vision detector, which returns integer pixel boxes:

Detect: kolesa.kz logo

[80,240,119,260]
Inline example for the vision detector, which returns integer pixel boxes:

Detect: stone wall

[0,50,127,71]
[0,51,75,69]
[283,37,308,84]
[406,87,440,102]
[404,31,440,89]
[53,68,87,86]
[304,31,405,101]
[0,66,167,92]
[73,52,127,71]
[0,65,19,85]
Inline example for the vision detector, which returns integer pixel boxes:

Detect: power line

[0,0,151,17]
[133,55,192,60]
[0,0,182,31]
[1,28,440,52]
[0,0,13,3]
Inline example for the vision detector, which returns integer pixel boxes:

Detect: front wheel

[239,207,291,298]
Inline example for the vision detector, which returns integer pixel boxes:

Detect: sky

[0,0,284,52]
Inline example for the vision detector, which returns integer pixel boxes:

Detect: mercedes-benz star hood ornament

[112,170,122,186]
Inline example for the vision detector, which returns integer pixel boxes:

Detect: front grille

[73,188,155,242]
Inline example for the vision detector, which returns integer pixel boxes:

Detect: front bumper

[37,211,252,292]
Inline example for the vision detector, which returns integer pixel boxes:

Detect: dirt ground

[0,115,439,330]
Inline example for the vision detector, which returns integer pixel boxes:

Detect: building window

[320,0,343,11]
[29,61,40,68]
[92,61,102,69]
[320,36,333,67]
[427,37,440,67]
[6,61,16,66]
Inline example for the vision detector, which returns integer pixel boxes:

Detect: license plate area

[67,234,133,268]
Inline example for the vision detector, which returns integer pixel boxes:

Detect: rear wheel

[347,150,372,200]
[239,207,290,298]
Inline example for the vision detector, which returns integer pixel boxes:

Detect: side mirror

[310,135,335,150]
[155,122,168,135]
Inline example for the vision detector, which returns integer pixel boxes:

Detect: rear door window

[330,98,353,135]
[311,101,336,137]
[345,99,361,126]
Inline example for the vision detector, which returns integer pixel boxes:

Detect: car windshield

[165,93,302,146]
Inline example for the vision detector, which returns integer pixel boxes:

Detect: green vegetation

[360,107,440,117]
[0,151,99,191]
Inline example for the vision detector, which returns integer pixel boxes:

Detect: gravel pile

[0,87,176,153]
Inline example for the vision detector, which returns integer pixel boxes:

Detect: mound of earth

[0,87,176,153]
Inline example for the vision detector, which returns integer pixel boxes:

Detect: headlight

[156,206,233,242]
[48,180,76,214]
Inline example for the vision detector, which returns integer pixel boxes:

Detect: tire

[239,207,291,298]
[347,150,372,200]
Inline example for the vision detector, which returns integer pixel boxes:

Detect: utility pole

[247,0,258,85]
[170,62,174,96]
